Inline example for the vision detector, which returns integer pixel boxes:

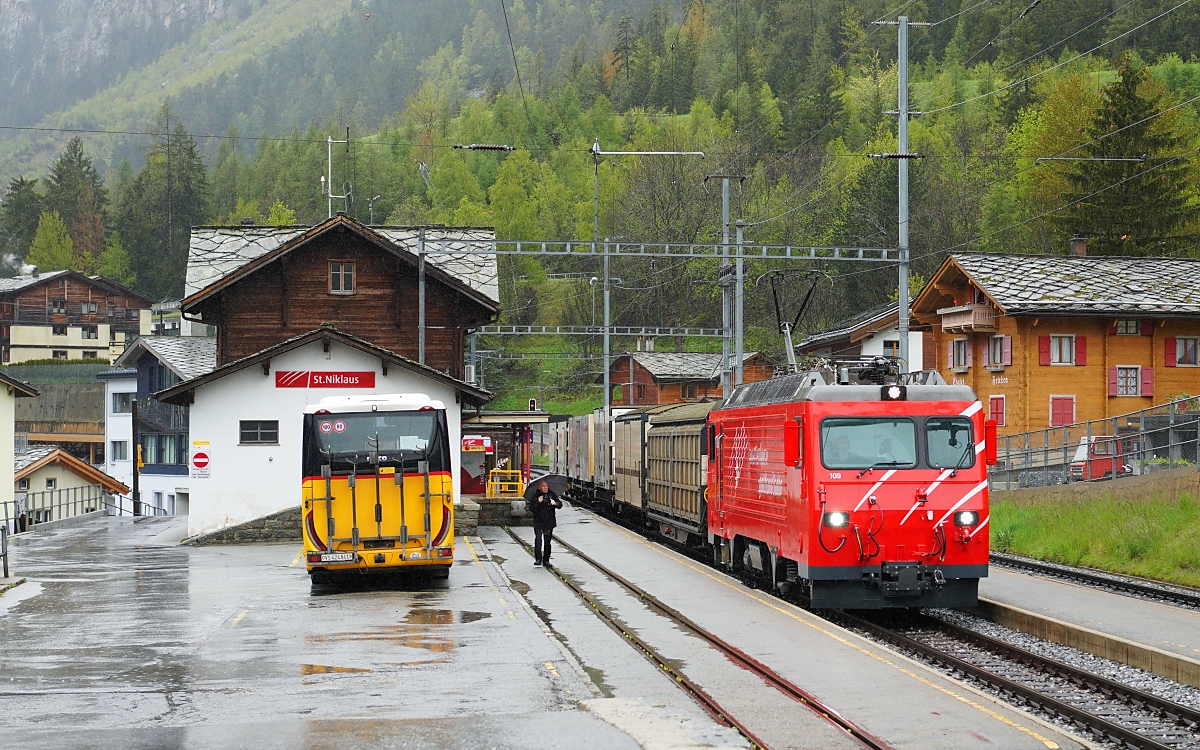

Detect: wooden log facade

[182,217,499,380]
[0,270,151,363]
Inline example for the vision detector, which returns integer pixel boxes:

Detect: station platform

[526,507,1090,750]
[980,567,1200,663]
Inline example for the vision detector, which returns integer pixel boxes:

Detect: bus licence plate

[320,553,355,563]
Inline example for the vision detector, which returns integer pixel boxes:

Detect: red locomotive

[555,358,995,609]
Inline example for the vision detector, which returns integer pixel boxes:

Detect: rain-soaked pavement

[0,516,742,750]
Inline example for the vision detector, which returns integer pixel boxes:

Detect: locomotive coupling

[863,562,947,597]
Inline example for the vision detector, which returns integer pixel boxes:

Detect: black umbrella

[523,473,569,501]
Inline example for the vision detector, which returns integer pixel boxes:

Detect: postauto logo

[274,371,377,388]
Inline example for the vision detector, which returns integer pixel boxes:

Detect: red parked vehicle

[1069,436,1130,481]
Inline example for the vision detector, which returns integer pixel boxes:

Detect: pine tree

[45,137,108,264]
[615,11,634,83]
[26,211,75,272]
[0,176,44,262]
[1053,54,1200,255]
[116,103,210,299]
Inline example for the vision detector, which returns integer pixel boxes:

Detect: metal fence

[990,395,1200,489]
[1,485,169,537]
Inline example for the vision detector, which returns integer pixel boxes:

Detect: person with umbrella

[529,479,563,567]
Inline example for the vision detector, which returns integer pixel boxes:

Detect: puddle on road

[301,664,373,675]
[459,610,490,623]
[305,626,455,652]
[403,608,492,624]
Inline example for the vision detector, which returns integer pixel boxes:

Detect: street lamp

[367,195,382,224]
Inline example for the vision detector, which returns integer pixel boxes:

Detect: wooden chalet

[912,245,1200,434]
[180,215,500,379]
[609,351,772,406]
[0,270,152,363]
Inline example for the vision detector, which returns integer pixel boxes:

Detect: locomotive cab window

[820,418,917,470]
[926,418,975,470]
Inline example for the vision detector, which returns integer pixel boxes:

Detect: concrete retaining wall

[184,507,302,546]
[472,496,532,527]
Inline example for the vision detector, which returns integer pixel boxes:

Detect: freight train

[550,358,995,609]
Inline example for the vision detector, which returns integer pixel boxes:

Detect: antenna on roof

[322,129,352,219]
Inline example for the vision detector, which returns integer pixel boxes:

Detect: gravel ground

[927,607,1200,709]
[835,609,1200,750]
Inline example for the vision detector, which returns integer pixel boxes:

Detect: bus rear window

[820,418,917,470]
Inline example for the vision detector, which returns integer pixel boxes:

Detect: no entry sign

[191,442,211,479]
[192,452,210,469]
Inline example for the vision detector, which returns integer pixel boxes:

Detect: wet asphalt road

[0,516,736,750]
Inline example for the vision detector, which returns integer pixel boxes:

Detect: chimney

[30,265,38,277]
[1069,232,1087,257]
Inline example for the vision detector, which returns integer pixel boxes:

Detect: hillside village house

[155,215,499,538]
[912,247,1200,435]
[0,270,152,363]
[15,445,128,525]
[795,300,931,369]
[608,351,772,406]
[99,336,218,516]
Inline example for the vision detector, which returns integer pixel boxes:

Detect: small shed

[608,351,772,406]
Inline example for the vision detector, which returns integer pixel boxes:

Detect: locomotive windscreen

[820,418,917,470]
[925,417,976,470]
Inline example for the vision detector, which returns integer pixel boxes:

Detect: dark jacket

[530,490,562,529]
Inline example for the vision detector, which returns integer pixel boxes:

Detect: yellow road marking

[463,536,518,621]
[544,661,561,678]
[289,550,303,568]
[230,610,249,628]
[579,515,1061,750]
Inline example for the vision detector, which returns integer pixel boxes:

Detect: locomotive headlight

[954,510,980,526]
[823,511,850,528]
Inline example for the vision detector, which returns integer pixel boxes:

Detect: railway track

[837,611,1200,750]
[991,552,1200,610]
[503,527,895,750]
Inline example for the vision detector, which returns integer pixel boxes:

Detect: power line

[923,0,1194,115]
[962,0,1042,67]
[498,0,534,134]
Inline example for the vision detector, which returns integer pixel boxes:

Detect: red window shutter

[1003,335,1012,366]
[965,340,973,368]
[1141,368,1154,397]
[1141,319,1153,336]
[1108,320,1118,335]
[947,340,954,368]
[1075,336,1086,366]
[1165,337,1177,367]
[1038,335,1051,366]
[983,339,990,366]
[1108,367,1119,396]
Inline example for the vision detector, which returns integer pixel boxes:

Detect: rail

[990,395,1199,489]
[486,469,524,498]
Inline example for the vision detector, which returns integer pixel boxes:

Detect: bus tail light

[436,547,453,558]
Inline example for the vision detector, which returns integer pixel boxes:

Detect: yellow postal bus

[302,394,454,582]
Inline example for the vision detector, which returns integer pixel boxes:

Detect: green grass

[991,492,1200,589]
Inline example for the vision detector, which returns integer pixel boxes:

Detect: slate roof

[947,254,1200,315]
[15,445,56,473]
[115,336,218,381]
[185,221,500,304]
[618,351,759,382]
[796,301,898,350]
[0,270,71,293]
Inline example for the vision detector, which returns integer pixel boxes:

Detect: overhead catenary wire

[498,0,535,136]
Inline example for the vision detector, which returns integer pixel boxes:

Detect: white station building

[155,327,489,538]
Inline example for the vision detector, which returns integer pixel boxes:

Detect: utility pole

[591,142,704,431]
[322,128,352,218]
[897,15,911,373]
[734,219,745,384]
[131,398,140,517]
[873,15,929,373]
[705,174,745,397]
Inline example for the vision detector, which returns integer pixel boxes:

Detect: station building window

[240,420,280,445]
[52,324,67,336]
[112,392,132,413]
[1116,319,1140,335]
[52,350,68,359]
[330,261,356,295]
[682,384,697,399]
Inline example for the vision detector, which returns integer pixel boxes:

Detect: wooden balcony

[938,303,998,333]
